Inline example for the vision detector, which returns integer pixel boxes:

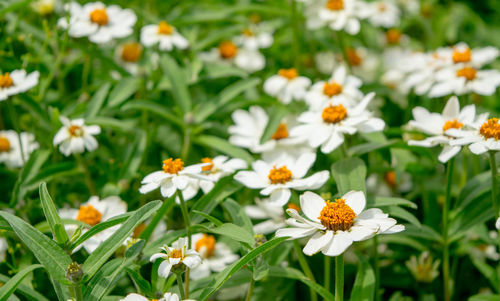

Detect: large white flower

[234,152,329,206]
[429,66,500,97]
[199,41,265,73]
[121,292,194,301]
[233,27,273,51]
[447,117,500,155]
[0,130,39,168]
[189,233,239,280]
[434,43,499,68]
[58,2,136,44]
[198,156,247,193]
[292,92,385,153]
[141,21,189,51]
[245,198,289,234]
[150,237,202,278]
[59,196,127,253]
[0,70,39,101]
[364,0,401,28]
[53,116,101,156]
[313,0,368,35]
[263,68,311,104]
[276,191,404,256]
[114,42,142,75]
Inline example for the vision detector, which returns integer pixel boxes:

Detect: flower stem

[74,153,96,195]
[68,284,83,301]
[324,256,331,301]
[289,0,301,68]
[245,277,255,301]
[293,241,318,301]
[442,157,454,301]
[185,268,190,299]
[335,254,344,301]
[175,272,186,300]
[373,236,380,301]
[177,190,192,247]
[488,151,500,292]
[335,31,350,72]
[181,128,191,161]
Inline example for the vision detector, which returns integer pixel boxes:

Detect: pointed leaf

[39,182,69,245]
[0,264,42,300]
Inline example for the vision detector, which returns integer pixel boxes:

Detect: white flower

[364,0,401,28]
[140,21,189,51]
[429,66,500,97]
[0,70,39,101]
[447,117,500,155]
[497,217,500,230]
[0,237,7,262]
[345,48,380,83]
[0,131,39,168]
[121,292,194,301]
[434,43,499,68]
[58,2,136,44]
[31,0,56,15]
[150,237,202,278]
[314,0,368,35]
[198,156,247,193]
[276,191,404,256]
[59,196,127,253]
[263,68,311,104]
[53,116,101,156]
[315,51,339,75]
[199,41,265,73]
[245,198,288,234]
[189,233,239,280]
[233,27,273,50]
[115,42,142,75]
[292,92,385,153]
[407,96,481,163]
[139,158,211,201]
[234,152,329,206]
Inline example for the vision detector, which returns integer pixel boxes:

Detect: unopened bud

[65,262,84,283]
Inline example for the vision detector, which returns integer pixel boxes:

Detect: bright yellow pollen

[0,136,10,152]
[322,104,347,124]
[201,157,214,171]
[452,48,471,64]
[318,199,356,231]
[456,67,476,81]
[219,41,238,59]
[479,118,500,140]
[442,119,464,132]
[272,123,289,140]
[326,0,344,10]
[162,158,184,174]
[170,248,183,259]
[386,29,402,45]
[323,82,343,97]
[76,205,102,226]
[121,42,142,63]
[195,234,216,258]
[346,48,362,66]
[279,68,299,80]
[68,125,83,137]
[268,165,293,184]
[158,21,173,35]
[384,171,397,188]
[0,73,14,88]
[288,203,300,211]
[89,8,108,26]
[133,223,146,238]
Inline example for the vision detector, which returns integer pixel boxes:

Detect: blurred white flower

[363,0,401,28]
[309,0,368,35]
[115,42,142,75]
[198,156,247,193]
[121,292,195,301]
[31,0,56,15]
[245,198,289,234]
[315,51,339,75]
[434,43,499,68]
[0,70,39,101]
[141,21,189,51]
[496,217,500,230]
[0,130,39,168]
[53,116,101,156]
[150,237,201,278]
[233,27,273,50]
[429,66,500,97]
[263,68,311,104]
[406,252,440,283]
[0,238,7,262]
[448,117,500,155]
[199,41,265,73]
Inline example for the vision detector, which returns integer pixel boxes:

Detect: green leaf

[382,206,421,227]
[0,212,72,284]
[404,225,442,243]
[469,294,500,301]
[0,264,42,300]
[82,200,162,279]
[106,78,140,108]
[160,54,191,113]
[10,150,50,206]
[140,197,174,242]
[191,210,223,226]
[350,254,375,301]
[0,273,49,301]
[331,157,367,194]
[85,116,136,132]
[268,266,334,300]
[39,183,69,245]
[259,106,288,144]
[86,82,111,117]
[120,100,184,128]
[126,268,152,296]
[125,239,145,259]
[191,223,255,247]
[194,135,253,164]
[370,197,417,209]
[469,256,498,292]
[222,198,254,234]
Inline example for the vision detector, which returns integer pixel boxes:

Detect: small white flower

[429,66,500,97]
[198,156,247,193]
[448,117,500,155]
[263,68,311,104]
[53,116,101,156]
[0,70,39,101]
[0,131,39,168]
[233,27,273,51]
[314,0,368,35]
[245,198,289,234]
[199,41,265,73]
[0,237,7,262]
[141,21,189,51]
[115,42,142,75]
[120,292,194,301]
[58,2,136,44]
[234,152,329,206]
[150,237,202,278]
[276,191,404,256]
[497,217,500,230]
[363,0,401,28]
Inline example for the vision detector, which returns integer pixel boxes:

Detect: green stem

[289,0,301,68]
[373,236,380,301]
[324,256,331,301]
[181,128,191,161]
[335,31,350,72]
[185,268,190,299]
[175,272,186,300]
[6,99,25,164]
[245,278,255,301]
[69,284,83,301]
[442,158,454,301]
[293,241,318,301]
[74,153,96,195]
[177,190,192,247]
[488,151,500,292]
[335,254,344,301]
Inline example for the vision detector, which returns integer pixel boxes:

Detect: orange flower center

[279,68,299,80]
[121,42,142,63]
[377,2,387,11]
[170,248,184,259]
[76,205,102,226]
[89,8,108,26]
[442,119,464,132]
[68,125,83,137]
[268,165,293,184]
[201,157,214,171]
[272,123,289,140]
[384,171,397,188]
[0,73,14,88]
[456,67,476,81]
[195,234,216,258]
[162,158,184,174]
[318,199,356,231]
[322,104,347,124]
[346,48,362,66]
[158,21,173,35]
[288,203,300,211]
[452,48,471,64]
[219,41,238,59]
[385,29,402,45]
[133,223,146,238]
[323,82,343,97]
[326,0,344,10]
[479,118,500,140]
[0,136,10,152]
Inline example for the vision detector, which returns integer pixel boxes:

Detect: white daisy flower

[429,66,500,97]
[0,237,7,262]
[189,233,239,280]
[315,0,368,35]
[140,21,189,51]
[234,152,330,206]
[199,41,265,73]
[115,42,142,75]
[344,48,380,84]
[434,42,499,68]
[121,292,194,301]
[276,191,404,256]
[59,196,127,253]
[53,116,101,156]
[0,130,39,168]
[496,217,500,230]
[407,96,481,163]
[58,1,136,44]
[150,237,202,278]
[0,70,39,101]
[233,27,273,51]
[263,68,311,104]
[292,92,385,153]
[364,0,401,28]
[448,117,500,155]
[245,198,291,234]
[198,156,247,193]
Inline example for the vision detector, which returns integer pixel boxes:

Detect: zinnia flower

[0,70,39,101]
[0,130,39,168]
[53,116,101,156]
[140,21,189,51]
[150,238,201,278]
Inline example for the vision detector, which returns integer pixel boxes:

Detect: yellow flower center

[0,73,14,88]
[268,165,293,184]
[0,136,10,152]
[279,68,299,80]
[318,199,356,231]
[326,0,344,10]
[456,67,476,81]
[378,2,387,11]
[195,234,216,258]
[442,119,464,132]
[271,123,289,140]
[385,29,402,45]
[201,157,214,171]
[249,14,261,24]
[243,28,254,36]
[162,158,184,174]
[89,8,108,26]
[68,125,83,137]
[452,48,471,64]
[76,205,102,226]
[170,248,184,259]
[158,21,173,35]
[479,118,500,140]
[288,203,300,211]
[121,42,142,63]
[322,104,347,124]
[346,48,362,66]
[384,171,397,188]
[133,223,146,238]
[323,82,343,97]
[219,41,238,59]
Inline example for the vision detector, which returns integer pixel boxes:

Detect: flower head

[0,131,39,168]
[198,155,247,193]
[264,68,311,104]
[150,238,201,277]
[0,70,39,101]
[141,21,189,51]
[53,116,101,156]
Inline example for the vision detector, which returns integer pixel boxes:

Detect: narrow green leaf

[107,78,140,108]
[222,198,254,234]
[469,294,500,301]
[350,254,375,301]
[331,158,367,194]
[140,197,174,242]
[268,266,334,300]
[370,197,417,209]
[0,273,49,301]
[160,54,191,113]
[39,183,69,245]
[383,207,421,227]
[86,82,111,117]
[83,258,127,301]
[85,116,136,132]
[194,135,253,164]
[120,100,184,127]
[0,264,42,300]
[191,210,223,226]
[126,268,152,296]
[260,106,288,144]
[10,150,50,206]
[191,223,255,247]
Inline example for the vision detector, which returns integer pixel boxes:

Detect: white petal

[343,191,366,215]
[303,231,333,256]
[300,191,326,221]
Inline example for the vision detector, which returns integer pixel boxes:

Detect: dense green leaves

[0,264,42,300]
[350,254,375,301]
[160,54,191,113]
